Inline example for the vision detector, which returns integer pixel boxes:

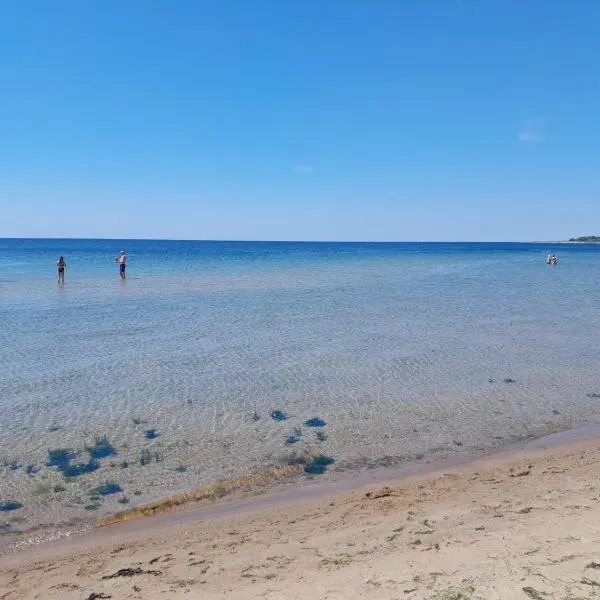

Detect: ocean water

[2,239,600,539]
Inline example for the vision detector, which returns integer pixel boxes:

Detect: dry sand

[3,435,600,599]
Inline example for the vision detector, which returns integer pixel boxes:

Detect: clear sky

[1,1,599,241]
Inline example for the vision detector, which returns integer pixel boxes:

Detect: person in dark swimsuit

[56,256,66,285]
[116,250,127,279]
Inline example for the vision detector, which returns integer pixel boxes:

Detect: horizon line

[0,236,560,244]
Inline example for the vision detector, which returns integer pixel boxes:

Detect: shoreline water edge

[3,421,600,559]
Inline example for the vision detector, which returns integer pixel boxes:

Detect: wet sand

[3,425,600,599]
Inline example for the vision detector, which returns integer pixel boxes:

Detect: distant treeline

[569,236,600,242]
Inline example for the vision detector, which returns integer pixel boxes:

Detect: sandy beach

[3,431,600,599]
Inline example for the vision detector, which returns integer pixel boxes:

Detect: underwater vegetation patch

[47,448,75,470]
[61,460,100,478]
[84,503,100,511]
[119,461,129,469]
[47,449,100,478]
[8,463,20,471]
[117,496,129,504]
[503,378,516,384]
[86,436,116,460]
[304,417,326,428]
[304,455,335,475]
[144,429,158,440]
[284,428,303,445]
[91,482,123,496]
[139,449,162,465]
[0,501,23,512]
[316,431,327,442]
[53,485,66,493]
[270,410,288,422]
[175,465,187,473]
[25,464,39,476]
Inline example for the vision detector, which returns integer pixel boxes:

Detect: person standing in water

[56,256,66,285]
[115,249,127,279]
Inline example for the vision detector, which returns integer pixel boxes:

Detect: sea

[2,239,600,545]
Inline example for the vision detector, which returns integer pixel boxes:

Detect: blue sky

[1,1,599,241]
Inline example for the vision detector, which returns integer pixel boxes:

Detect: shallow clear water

[2,239,600,536]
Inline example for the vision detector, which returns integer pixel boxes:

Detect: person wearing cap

[115,249,127,279]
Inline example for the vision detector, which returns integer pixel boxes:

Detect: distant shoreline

[531,240,600,244]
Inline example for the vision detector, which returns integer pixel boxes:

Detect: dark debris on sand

[102,567,161,579]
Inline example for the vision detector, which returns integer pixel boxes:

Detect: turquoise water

[2,239,600,537]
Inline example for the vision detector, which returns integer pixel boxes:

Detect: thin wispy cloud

[295,164,314,173]
[518,117,544,143]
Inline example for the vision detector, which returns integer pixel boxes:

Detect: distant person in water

[56,256,66,285]
[115,249,126,279]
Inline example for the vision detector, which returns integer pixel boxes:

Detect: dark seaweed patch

[304,418,326,428]
[144,429,158,440]
[62,460,99,478]
[47,448,98,478]
[47,448,75,470]
[304,455,335,475]
[503,378,516,384]
[86,436,116,460]
[8,463,20,471]
[316,431,327,442]
[270,410,288,422]
[102,567,161,579]
[0,501,23,512]
[91,482,122,496]
[284,427,303,445]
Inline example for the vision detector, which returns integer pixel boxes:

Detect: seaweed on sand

[47,448,75,470]
[304,455,335,475]
[91,482,123,497]
[284,428,303,445]
[270,410,288,422]
[86,436,116,460]
[304,417,326,428]
[62,460,99,478]
[47,447,100,478]
[0,501,22,512]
